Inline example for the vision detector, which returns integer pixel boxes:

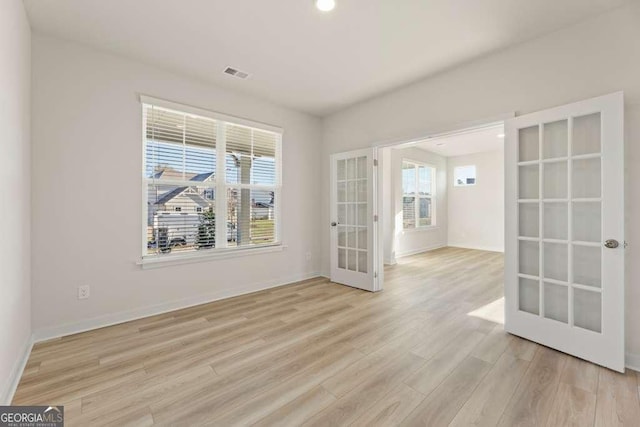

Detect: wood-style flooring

[13,247,640,426]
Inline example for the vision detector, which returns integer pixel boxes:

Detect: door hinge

[373,214,378,222]
[373,159,378,167]
[374,272,378,278]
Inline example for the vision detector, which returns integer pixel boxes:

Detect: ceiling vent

[224,67,250,79]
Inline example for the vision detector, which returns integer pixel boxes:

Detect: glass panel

[337,226,347,247]
[519,241,539,276]
[519,278,539,315]
[347,181,357,202]
[338,248,346,269]
[347,227,357,249]
[358,250,368,273]
[403,196,416,229]
[357,180,367,202]
[402,162,416,194]
[347,249,357,271]
[574,289,602,332]
[544,282,568,323]
[454,165,476,186]
[573,202,601,242]
[357,204,367,226]
[418,166,433,195]
[358,228,368,250]
[519,165,539,199]
[573,158,601,198]
[337,159,346,180]
[337,204,346,224]
[418,198,432,227]
[543,120,568,159]
[544,243,568,282]
[147,185,216,255]
[519,126,539,162]
[544,202,568,240]
[519,203,539,238]
[347,158,356,180]
[357,156,367,179]
[345,203,354,226]
[573,113,601,156]
[225,125,277,185]
[573,245,601,288]
[543,161,568,199]
[337,182,346,202]
[226,188,275,247]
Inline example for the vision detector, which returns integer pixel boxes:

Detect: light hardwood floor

[13,247,640,426]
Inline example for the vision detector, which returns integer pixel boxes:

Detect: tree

[196,210,215,249]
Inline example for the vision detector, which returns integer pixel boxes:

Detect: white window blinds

[143,101,281,258]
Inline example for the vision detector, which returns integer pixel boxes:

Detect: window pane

[227,188,276,247]
[418,166,432,196]
[418,197,431,226]
[225,123,278,185]
[147,184,216,255]
[402,162,416,195]
[144,105,217,181]
[403,196,416,229]
[454,165,476,186]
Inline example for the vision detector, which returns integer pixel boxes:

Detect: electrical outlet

[78,285,90,300]
[306,252,312,261]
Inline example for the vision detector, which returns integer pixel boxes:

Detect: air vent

[224,67,250,79]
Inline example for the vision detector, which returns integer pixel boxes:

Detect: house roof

[154,171,214,205]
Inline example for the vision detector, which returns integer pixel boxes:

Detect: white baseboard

[395,244,445,259]
[1,334,34,405]
[384,258,397,266]
[33,271,321,343]
[447,244,505,253]
[626,352,640,372]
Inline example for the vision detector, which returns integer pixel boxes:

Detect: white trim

[447,244,505,253]
[139,243,285,269]
[401,225,441,234]
[33,271,321,343]
[139,94,283,134]
[1,334,34,405]
[625,352,640,372]
[395,243,446,259]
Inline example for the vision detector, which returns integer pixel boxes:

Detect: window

[143,99,282,259]
[454,165,476,186]
[402,160,435,229]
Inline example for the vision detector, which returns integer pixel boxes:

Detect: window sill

[137,243,286,269]
[402,226,440,233]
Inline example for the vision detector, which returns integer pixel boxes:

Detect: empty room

[2,0,640,426]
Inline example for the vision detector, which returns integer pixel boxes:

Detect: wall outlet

[78,285,90,300]
[306,252,312,261]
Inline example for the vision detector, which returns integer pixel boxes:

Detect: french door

[330,148,379,292]
[505,92,625,372]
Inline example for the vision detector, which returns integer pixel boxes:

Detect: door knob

[331,222,337,227]
[604,239,619,249]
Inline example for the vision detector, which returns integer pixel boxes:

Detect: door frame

[370,113,514,291]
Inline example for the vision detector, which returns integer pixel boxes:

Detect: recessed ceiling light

[497,133,505,138]
[315,0,336,12]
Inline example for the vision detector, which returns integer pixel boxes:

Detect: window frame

[140,96,283,265]
[453,165,477,187]
[401,159,436,230]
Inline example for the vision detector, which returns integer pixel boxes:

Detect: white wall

[0,0,31,404]
[321,4,640,363]
[447,149,504,252]
[385,147,447,262]
[31,36,322,338]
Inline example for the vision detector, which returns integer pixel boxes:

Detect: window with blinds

[402,160,435,229]
[143,100,281,258]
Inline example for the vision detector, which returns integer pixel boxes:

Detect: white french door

[330,148,379,292]
[505,92,625,372]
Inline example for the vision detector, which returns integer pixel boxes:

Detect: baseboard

[626,352,640,372]
[447,244,505,253]
[384,258,397,266]
[1,334,34,405]
[33,271,321,343]
[395,244,445,259]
